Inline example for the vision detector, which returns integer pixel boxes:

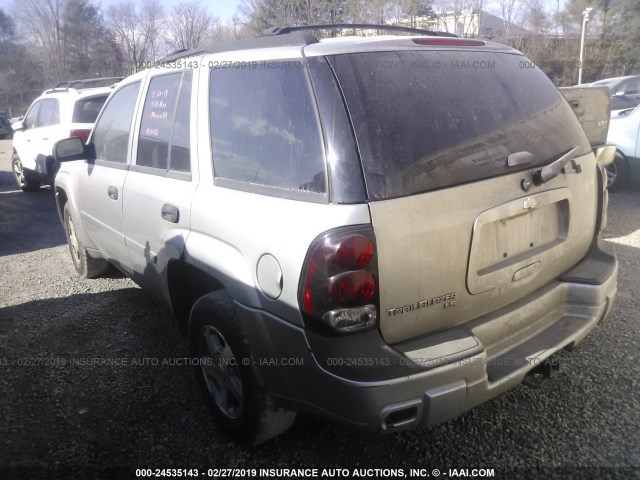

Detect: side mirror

[54,137,89,162]
[13,122,24,132]
[613,91,626,97]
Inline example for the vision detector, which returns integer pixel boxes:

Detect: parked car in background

[0,115,13,139]
[54,26,617,445]
[606,104,640,189]
[11,77,121,191]
[560,86,611,147]
[590,75,640,113]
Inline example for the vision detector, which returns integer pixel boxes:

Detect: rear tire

[189,291,296,445]
[606,151,629,191]
[12,153,40,192]
[63,203,109,278]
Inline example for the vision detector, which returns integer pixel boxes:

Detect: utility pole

[578,7,593,85]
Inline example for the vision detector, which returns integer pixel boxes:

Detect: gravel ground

[0,138,638,480]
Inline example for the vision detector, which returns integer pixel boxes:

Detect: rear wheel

[12,154,40,192]
[606,152,629,191]
[189,291,296,445]
[63,203,109,278]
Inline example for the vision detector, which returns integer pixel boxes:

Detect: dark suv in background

[0,114,12,139]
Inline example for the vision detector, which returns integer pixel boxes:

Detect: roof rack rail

[53,77,124,89]
[155,32,319,65]
[262,24,458,38]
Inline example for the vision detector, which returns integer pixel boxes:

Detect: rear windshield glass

[72,95,108,124]
[328,51,591,200]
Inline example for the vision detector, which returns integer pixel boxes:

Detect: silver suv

[11,78,120,191]
[53,26,618,445]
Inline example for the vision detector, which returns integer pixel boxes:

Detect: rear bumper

[237,240,617,432]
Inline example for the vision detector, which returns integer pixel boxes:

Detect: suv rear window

[73,95,108,124]
[328,51,591,200]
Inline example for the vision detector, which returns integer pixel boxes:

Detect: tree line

[0,0,638,116]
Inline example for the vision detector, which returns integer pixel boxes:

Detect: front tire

[189,291,296,445]
[63,203,109,278]
[12,154,41,192]
[606,152,629,191]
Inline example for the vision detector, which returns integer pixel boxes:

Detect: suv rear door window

[137,71,192,173]
[328,51,591,200]
[209,62,325,195]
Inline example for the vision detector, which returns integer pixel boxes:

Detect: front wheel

[12,154,40,192]
[606,152,629,191]
[63,203,109,278]
[189,291,296,445]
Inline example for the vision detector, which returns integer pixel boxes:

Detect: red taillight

[331,271,375,306]
[69,129,91,144]
[331,235,374,270]
[299,228,378,334]
[412,38,485,47]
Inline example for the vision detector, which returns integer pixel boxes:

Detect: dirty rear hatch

[327,48,596,344]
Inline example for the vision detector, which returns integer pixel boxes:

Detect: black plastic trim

[263,24,458,38]
[560,237,617,286]
[156,32,319,64]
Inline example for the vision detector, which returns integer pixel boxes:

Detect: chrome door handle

[161,204,180,223]
[107,186,118,200]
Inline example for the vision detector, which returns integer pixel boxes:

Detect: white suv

[11,78,120,191]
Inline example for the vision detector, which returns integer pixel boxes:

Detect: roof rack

[53,77,124,89]
[262,24,458,38]
[156,32,319,64]
[154,24,456,66]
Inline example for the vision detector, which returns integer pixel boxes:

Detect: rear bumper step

[486,312,604,382]
[236,240,617,433]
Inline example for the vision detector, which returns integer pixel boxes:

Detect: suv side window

[23,102,42,130]
[93,82,141,164]
[37,99,60,127]
[209,62,325,195]
[622,79,640,95]
[137,70,192,173]
[170,72,192,173]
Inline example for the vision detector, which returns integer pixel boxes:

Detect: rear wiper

[532,147,580,185]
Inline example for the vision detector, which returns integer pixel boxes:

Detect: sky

[0,0,244,23]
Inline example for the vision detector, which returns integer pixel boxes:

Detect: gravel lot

[0,138,638,480]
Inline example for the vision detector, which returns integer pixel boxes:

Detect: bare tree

[12,0,67,81]
[499,0,520,38]
[140,0,165,60]
[522,0,551,36]
[106,0,164,73]
[168,1,215,51]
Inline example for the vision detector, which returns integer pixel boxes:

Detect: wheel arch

[167,259,227,335]
[54,186,68,224]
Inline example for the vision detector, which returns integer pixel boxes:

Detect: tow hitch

[536,355,561,378]
[524,354,562,388]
